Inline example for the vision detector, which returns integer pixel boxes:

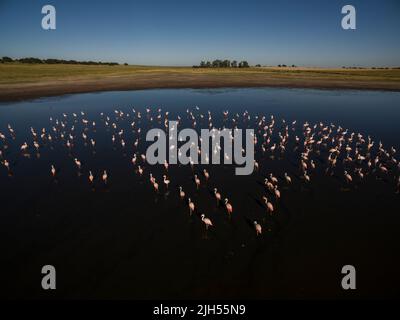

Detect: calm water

[0,88,399,299]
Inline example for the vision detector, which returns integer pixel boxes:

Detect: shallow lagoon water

[0,88,399,299]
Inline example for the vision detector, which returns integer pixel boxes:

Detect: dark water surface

[0,88,399,299]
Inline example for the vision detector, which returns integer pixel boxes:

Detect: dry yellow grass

[1,63,400,84]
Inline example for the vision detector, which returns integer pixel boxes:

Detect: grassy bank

[0,63,170,84]
[1,63,400,101]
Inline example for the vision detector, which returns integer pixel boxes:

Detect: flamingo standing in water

[201,214,213,230]
[264,178,274,191]
[20,142,28,152]
[262,196,274,214]
[74,158,81,170]
[356,168,364,179]
[274,186,281,199]
[254,160,259,171]
[224,198,233,215]
[3,159,10,171]
[203,169,209,181]
[179,186,185,199]
[102,170,108,184]
[214,188,221,205]
[149,173,155,184]
[269,173,278,184]
[89,171,94,184]
[254,221,262,235]
[163,175,170,190]
[194,175,200,189]
[153,179,159,192]
[51,165,56,177]
[188,198,195,215]
[344,170,352,183]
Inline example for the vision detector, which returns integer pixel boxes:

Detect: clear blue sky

[0,0,399,67]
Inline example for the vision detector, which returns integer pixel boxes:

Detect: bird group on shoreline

[1,105,399,236]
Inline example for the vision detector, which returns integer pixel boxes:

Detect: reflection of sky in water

[1,88,399,148]
[0,88,400,299]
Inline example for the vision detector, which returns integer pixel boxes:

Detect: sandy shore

[1,70,400,102]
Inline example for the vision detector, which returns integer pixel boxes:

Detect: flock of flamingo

[1,106,399,236]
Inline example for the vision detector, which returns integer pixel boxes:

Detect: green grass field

[1,62,400,85]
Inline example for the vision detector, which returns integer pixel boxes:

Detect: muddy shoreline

[1,74,400,102]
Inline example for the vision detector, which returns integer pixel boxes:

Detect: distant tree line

[0,56,120,66]
[193,61,302,68]
[194,59,250,68]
